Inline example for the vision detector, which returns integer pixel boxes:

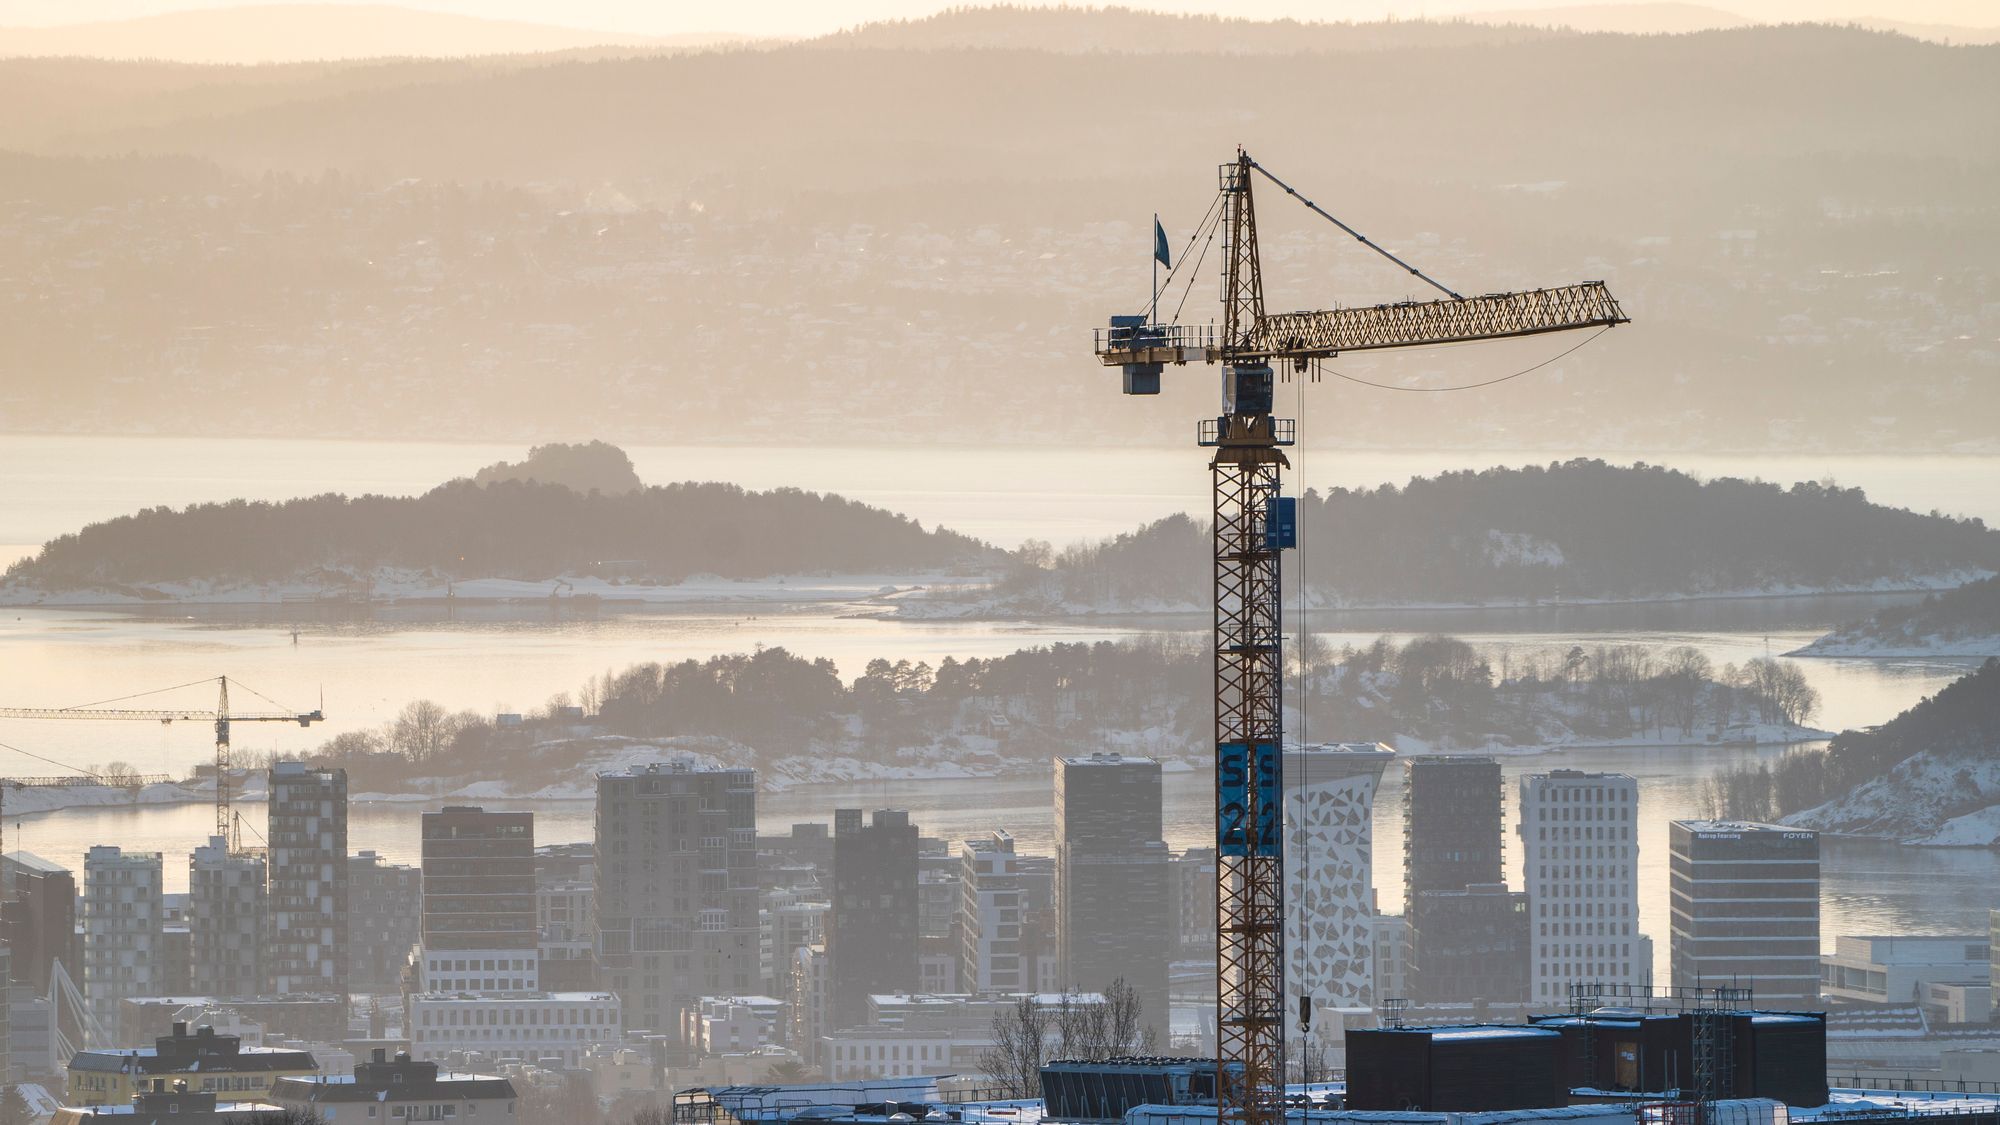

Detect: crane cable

[1170,194,1228,325]
[0,737,107,780]
[1312,325,1613,393]
[1135,190,1226,320]
[1249,158,1463,301]
[1292,368,1316,1038]
[61,676,217,712]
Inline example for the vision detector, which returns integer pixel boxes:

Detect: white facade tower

[1283,742,1396,1051]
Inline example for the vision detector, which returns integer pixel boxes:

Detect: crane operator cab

[1224,361,1275,416]
[1107,314,1166,394]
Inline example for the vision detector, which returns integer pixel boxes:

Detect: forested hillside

[1,13,1993,449]
[3,478,993,591]
[973,460,1998,610]
[1797,575,2000,655]
[1707,660,2000,844]
[303,634,1826,794]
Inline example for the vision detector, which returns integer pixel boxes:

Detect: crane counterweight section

[1090,148,1626,1125]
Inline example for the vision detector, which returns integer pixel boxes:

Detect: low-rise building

[1821,935,1991,1007]
[582,1044,658,1101]
[66,1022,316,1107]
[51,1083,282,1124]
[822,1025,982,1080]
[117,994,346,1049]
[349,850,422,995]
[269,1048,517,1121]
[406,990,621,1069]
[686,996,784,1056]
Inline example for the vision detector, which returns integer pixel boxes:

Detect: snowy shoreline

[0,569,987,610]
[879,572,1989,622]
[1789,634,2000,659]
[4,569,1979,618]
[6,727,1830,821]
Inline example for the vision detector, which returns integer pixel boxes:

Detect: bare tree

[390,699,457,761]
[97,760,141,787]
[979,994,1052,1098]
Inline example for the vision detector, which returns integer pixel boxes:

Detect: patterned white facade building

[1519,770,1643,1003]
[1283,742,1395,1050]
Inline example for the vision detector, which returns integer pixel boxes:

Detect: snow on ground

[886,571,1989,621]
[0,568,986,608]
[1792,632,2000,658]
[3,773,266,818]
[1914,803,2000,847]
[1786,750,2000,845]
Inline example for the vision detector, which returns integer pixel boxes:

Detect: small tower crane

[1095,150,1627,1125]
[0,676,324,850]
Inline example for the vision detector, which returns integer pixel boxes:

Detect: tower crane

[1094,150,1627,1125]
[0,676,324,850]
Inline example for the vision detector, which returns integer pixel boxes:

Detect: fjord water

[1,435,1995,971]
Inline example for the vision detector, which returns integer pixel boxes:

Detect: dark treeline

[1704,658,2000,822]
[997,460,1998,607]
[7,479,994,588]
[304,635,1821,791]
[1815,574,2000,648]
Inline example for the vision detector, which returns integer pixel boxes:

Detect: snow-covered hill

[1786,750,2000,844]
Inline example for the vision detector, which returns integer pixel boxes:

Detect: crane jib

[1094,282,1628,368]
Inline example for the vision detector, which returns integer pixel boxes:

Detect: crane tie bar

[1248,159,1464,300]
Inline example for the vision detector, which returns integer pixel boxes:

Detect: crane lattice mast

[1095,149,1628,1125]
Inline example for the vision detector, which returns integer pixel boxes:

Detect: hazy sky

[6,0,1999,36]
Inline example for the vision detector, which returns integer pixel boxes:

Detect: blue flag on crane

[1153,215,1171,268]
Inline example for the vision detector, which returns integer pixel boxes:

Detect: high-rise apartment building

[1284,742,1396,1043]
[1519,771,1643,1003]
[1407,883,1531,1004]
[959,831,1035,995]
[2,852,78,993]
[1670,820,1821,1007]
[828,809,920,1030]
[83,846,163,1046]
[267,762,349,996]
[1054,752,1170,1040]
[1404,756,1507,1005]
[419,806,537,992]
[1404,756,1505,900]
[349,850,423,994]
[592,762,758,1045]
[537,847,598,992]
[188,836,265,998]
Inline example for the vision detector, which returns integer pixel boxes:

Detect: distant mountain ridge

[0,12,1994,449]
[0,4,758,64]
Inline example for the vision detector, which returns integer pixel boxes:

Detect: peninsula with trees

[295,634,1827,799]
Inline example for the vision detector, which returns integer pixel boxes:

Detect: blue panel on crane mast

[1265,496,1297,551]
[1217,741,1281,857]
